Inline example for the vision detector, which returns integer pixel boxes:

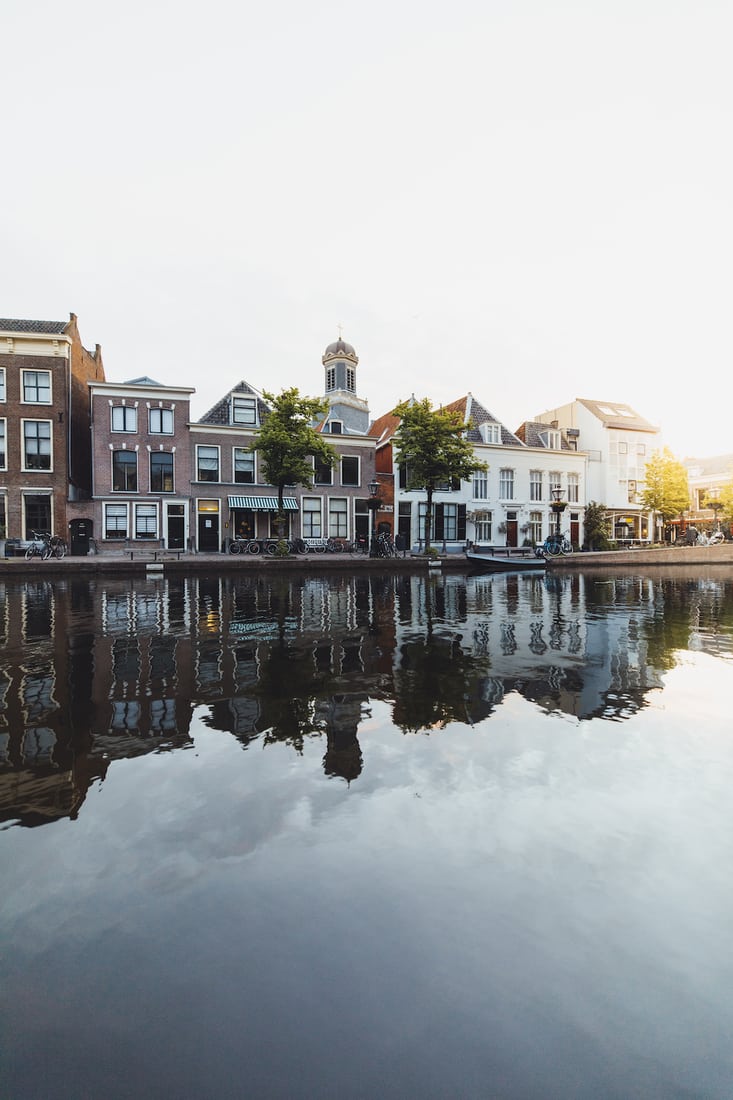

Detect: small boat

[465,548,546,573]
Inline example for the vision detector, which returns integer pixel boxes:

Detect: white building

[535,398,661,543]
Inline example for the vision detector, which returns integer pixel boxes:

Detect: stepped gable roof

[0,317,68,334]
[445,394,524,447]
[515,420,575,450]
[197,380,269,425]
[577,398,658,432]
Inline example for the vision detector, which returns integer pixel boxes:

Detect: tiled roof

[369,410,401,445]
[123,376,164,387]
[0,318,67,334]
[446,394,524,447]
[197,381,270,425]
[515,420,574,450]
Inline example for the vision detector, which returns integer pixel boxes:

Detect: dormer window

[541,429,562,449]
[232,396,257,426]
[480,422,501,444]
[328,420,343,434]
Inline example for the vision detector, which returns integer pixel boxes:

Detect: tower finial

[337,322,343,340]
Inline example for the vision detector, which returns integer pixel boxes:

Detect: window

[22,370,51,404]
[567,473,579,503]
[439,503,458,540]
[328,421,343,434]
[197,445,219,482]
[499,468,514,499]
[234,448,255,484]
[23,420,52,470]
[0,420,5,470]
[475,511,492,542]
[530,470,542,501]
[0,368,5,402]
[473,470,488,499]
[329,498,348,537]
[326,367,336,392]
[150,452,174,492]
[302,498,321,538]
[541,429,561,449]
[105,503,128,539]
[135,504,158,539]
[232,396,257,425]
[529,511,542,544]
[618,441,628,455]
[341,456,359,486]
[112,450,138,491]
[637,443,646,456]
[111,405,137,432]
[481,423,501,444]
[149,408,174,434]
[346,368,355,392]
[314,457,332,485]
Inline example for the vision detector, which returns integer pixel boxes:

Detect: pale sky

[3,0,731,458]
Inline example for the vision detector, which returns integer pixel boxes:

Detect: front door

[197,501,220,552]
[166,504,186,550]
[505,510,518,547]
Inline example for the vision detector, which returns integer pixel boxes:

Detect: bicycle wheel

[313,542,326,554]
[25,544,35,560]
[247,540,261,555]
[264,541,277,555]
[546,540,561,557]
[561,539,572,555]
[229,540,242,554]
[54,542,67,558]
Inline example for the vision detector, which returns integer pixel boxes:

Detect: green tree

[392,398,487,550]
[253,388,336,538]
[715,477,733,529]
[640,448,690,539]
[583,500,610,550]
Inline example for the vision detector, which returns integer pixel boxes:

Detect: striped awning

[228,495,298,511]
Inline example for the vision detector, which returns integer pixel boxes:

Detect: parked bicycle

[24,532,67,560]
[536,532,573,558]
[696,529,725,546]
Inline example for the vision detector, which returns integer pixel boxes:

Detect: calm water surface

[1,567,732,1099]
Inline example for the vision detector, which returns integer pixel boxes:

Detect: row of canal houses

[1,313,664,553]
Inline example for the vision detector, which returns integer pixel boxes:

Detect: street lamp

[550,485,566,543]
[368,478,380,557]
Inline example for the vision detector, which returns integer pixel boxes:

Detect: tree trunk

[424,487,434,548]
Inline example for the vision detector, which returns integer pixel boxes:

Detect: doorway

[197,501,220,552]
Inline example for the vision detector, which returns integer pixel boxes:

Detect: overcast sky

[3,1,731,458]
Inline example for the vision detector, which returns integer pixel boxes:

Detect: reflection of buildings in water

[317,695,365,783]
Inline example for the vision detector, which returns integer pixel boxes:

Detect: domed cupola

[320,330,370,434]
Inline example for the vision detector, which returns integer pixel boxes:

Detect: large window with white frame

[111,405,137,433]
[150,451,174,492]
[341,456,359,486]
[233,448,255,484]
[149,407,174,434]
[23,420,52,470]
[232,396,258,426]
[549,471,562,496]
[196,445,220,482]
[529,470,542,501]
[104,503,128,539]
[22,370,51,404]
[473,469,488,499]
[135,504,158,539]
[0,419,5,470]
[567,473,579,503]
[302,498,322,538]
[475,511,492,542]
[329,498,348,538]
[529,511,542,544]
[112,450,138,491]
[499,468,514,499]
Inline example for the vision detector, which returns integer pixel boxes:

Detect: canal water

[1,567,732,1099]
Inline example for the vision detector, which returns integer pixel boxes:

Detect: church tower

[321,332,370,434]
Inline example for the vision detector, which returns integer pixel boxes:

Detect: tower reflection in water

[0,568,731,827]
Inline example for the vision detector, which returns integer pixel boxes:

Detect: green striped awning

[228,495,298,511]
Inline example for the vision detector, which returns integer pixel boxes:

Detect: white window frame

[328,497,348,537]
[149,407,174,434]
[302,497,322,538]
[0,368,5,402]
[196,445,220,482]
[22,419,53,472]
[529,470,542,501]
[135,503,158,539]
[233,447,255,484]
[150,451,174,493]
[529,511,542,544]
[475,511,492,541]
[472,469,488,499]
[104,502,129,539]
[0,418,5,470]
[112,449,138,492]
[232,396,258,426]
[111,405,138,433]
[481,423,501,444]
[499,468,514,499]
[340,455,360,487]
[21,369,52,405]
[567,473,579,503]
[314,456,333,486]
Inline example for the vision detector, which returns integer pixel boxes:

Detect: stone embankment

[0,543,730,578]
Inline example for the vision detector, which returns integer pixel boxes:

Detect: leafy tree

[640,448,690,539]
[713,477,733,529]
[583,500,610,550]
[253,388,336,537]
[392,398,487,550]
